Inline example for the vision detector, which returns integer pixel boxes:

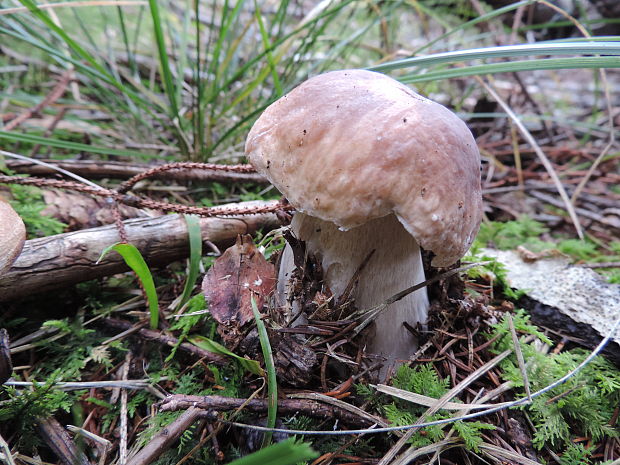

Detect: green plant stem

[251,297,277,448]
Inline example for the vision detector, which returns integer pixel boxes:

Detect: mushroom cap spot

[245,69,482,267]
[0,198,26,274]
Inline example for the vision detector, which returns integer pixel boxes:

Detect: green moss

[491,313,620,451]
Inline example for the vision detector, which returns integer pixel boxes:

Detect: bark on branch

[158,394,384,427]
[0,200,280,302]
[5,159,268,184]
[103,318,227,365]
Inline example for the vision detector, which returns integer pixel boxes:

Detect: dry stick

[3,70,72,131]
[172,384,268,465]
[0,201,281,302]
[288,392,390,428]
[577,262,620,269]
[158,394,383,428]
[508,313,531,401]
[509,3,526,45]
[7,380,152,390]
[119,354,131,465]
[4,159,268,184]
[479,443,541,465]
[511,123,524,191]
[204,423,223,462]
[125,407,203,465]
[36,417,92,465]
[0,174,291,217]
[568,70,615,202]
[529,189,618,228]
[103,318,227,365]
[65,425,112,465]
[504,2,557,144]
[116,162,256,193]
[0,432,16,465]
[0,151,104,190]
[475,75,584,239]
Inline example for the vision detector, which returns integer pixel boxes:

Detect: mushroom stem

[279,212,429,372]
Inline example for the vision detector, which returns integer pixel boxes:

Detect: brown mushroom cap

[0,198,26,274]
[246,69,482,267]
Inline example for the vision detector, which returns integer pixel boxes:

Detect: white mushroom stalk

[246,69,482,374]
[279,212,429,367]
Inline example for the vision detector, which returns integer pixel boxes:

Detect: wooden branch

[5,159,268,184]
[42,190,148,229]
[158,394,382,427]
[103,318,227,365]
[126,408,203,465]
[0,201,280,302]
[36,417,92,465]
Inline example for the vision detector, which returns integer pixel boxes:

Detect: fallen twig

[529,190,620,231]
[4,159,268,184]
[103,318,227,365]
[158,394,384,427]
[0,201,281,302]
[577,262,620,269]
[0,174,289,217]
[126,407,203,465]
[36,417,91,465]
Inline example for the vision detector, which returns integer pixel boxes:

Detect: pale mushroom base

[278,212,430,376]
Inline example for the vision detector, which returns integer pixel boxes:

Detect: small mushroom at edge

[245,69,482,376]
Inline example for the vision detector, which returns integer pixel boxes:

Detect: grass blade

[116,5,138,77]
[98,242,159,329]
[0,131,158,158]
[189,335,264,376]
[399,56,620,83]
[226,438,318,465]
[14,0,151,109]
[251,296,277,448]
[177,214,202,309]
[17,0,113,77]
[0,23,155,114]
[412,0,536,56]
[172,0,192,118]
[148,0,180,119]
[370,41,620,73]
[146,0,190,156]
[253,0,282,96]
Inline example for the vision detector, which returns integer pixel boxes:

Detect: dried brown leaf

[202,235,275,344]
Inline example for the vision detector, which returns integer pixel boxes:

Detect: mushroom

[245,69,482,371]
[0,198,26,275]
